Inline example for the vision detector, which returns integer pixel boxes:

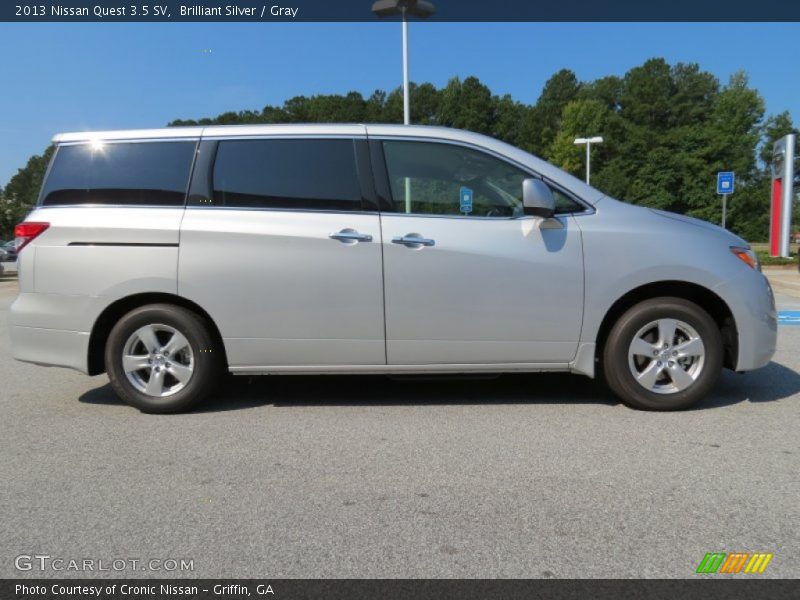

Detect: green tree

[580,75,623,111]
[549,99,612,174]
[619,58,674,131]
[1,146,54,238]
[709,73,767,238]
[492,94,527,147]
[521,68,581,155]
[364,89,388,122]
[438,76,494,134]
[759,111,797,168]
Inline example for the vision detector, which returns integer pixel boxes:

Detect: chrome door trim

[392,234,435,247]
[329,230,374,243]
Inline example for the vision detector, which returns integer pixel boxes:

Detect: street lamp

[573,136,604,185]
[372,0,435,125]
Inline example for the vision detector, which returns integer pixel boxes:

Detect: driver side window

[382,141,526,218]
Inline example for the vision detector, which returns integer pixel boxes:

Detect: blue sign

[717,171,735,195]
[460,186,473,214]
[778,311,800,326]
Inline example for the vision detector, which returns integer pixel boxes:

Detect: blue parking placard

[717,171,735,195]
[460,186,473,214]
[778,311,800,326]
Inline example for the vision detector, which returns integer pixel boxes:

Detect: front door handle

[329,229,373,244]
[392,234,435,248]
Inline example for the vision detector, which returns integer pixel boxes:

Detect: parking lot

[1,274,798,579]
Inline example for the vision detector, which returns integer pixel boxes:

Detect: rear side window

[41,141,196,206]
[211,139,362,211]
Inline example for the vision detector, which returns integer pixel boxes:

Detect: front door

[375,139,584,366]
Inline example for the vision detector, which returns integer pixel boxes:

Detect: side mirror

[522,178,555,218]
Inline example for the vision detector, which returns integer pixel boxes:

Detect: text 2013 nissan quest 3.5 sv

[9,124,777,413]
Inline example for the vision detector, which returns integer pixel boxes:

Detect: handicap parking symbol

[460,186,473,215]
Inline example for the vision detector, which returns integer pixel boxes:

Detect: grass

[751,243,798,266]
[758,254,797,266]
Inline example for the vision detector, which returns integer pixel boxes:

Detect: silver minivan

[9,124,777,412]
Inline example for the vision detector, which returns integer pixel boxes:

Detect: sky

[0,22,798,187]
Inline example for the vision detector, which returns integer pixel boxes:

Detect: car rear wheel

[105,304,222,413]
[603,297,723,411]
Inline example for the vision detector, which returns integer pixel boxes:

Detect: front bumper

[715,271,777,372]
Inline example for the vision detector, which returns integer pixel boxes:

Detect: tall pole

[401,9,410,125]
[574,136,602,186]
[770,134,796,257]
[373,0,435,212]
[779,133,795,257]
[585,142,591,184]
[722,194,728,229]
[401,9,411,211]
[372,0,434,126]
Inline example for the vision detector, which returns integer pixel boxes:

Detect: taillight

[14,221,50,253]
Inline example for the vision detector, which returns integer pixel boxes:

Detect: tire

[602,297,723,411]
[105,304,223,413]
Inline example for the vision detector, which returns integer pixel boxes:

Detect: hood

[649,209,748,247]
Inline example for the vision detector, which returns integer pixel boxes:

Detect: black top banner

[3,0,800,22]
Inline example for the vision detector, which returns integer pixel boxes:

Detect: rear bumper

[9,292,94,374]
[10,325,90,374]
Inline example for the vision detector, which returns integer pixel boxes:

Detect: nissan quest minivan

[9,124,777,413]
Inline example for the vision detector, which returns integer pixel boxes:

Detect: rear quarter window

[40,141,196,206]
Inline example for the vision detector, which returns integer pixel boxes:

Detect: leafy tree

[438,76,494,134]
[619,58,674,131]
[521,69,581,156]
[492,94,526,148]
[409,83,442,124]
[0,146,54,238]
[364,89,387,122]
[549,99,612,174]
[709,73,767,238]
[580,75,623,111]
[759,111,797,168]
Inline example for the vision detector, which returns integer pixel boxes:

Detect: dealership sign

[770,134,796,258]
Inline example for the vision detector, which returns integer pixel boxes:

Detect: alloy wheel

[627,318,706,395]
[121,323,195,397]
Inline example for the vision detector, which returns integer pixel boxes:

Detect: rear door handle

[329,229,373,244]
[392,234,435,248]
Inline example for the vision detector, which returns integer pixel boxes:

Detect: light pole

[372,1,434,213]
[372,0,435,125]
[573,136,604,185]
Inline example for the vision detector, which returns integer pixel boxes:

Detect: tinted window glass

[382,141,586,216]
[41,141,195,206]
[552,188,584,213]
[382,141,526,218]
[212,139,362,211]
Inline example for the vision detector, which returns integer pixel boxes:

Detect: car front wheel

[603,297,723,411]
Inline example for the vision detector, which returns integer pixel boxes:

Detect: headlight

[730,246,760,271]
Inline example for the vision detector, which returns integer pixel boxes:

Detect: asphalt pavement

[1,277,798,579]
